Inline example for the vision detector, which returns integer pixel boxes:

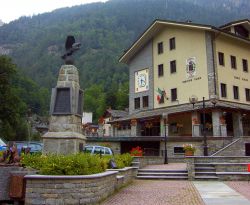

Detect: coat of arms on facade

[186,57,196,79]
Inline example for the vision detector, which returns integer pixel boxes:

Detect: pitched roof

[219,19,250,29]
[119,19,250,64]
[105,109,128,118]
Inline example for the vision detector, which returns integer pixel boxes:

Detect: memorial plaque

[77,90,83,115]
[54,88,71,114]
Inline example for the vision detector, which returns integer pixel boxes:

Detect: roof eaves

[119,20,158,64]
[119,19,212,64]
[212,27,250,44]
[219,19,250,29]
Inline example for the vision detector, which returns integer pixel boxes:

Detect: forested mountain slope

[0,0,249,120]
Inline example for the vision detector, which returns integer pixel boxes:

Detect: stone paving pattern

[226,181,250,201]
[102,180,205,205]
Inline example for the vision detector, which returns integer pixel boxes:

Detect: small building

[99,108,128,137]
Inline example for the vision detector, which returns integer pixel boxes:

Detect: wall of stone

[25,171,118,205]
[0,166,23,201]
[107,167,138,186]
[186,156,250,180]
[213,137,250,156]
[159,137,233,158]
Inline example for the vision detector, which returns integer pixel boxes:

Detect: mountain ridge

[0,0,249,119]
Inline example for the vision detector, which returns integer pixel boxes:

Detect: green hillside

[0,0,249,128]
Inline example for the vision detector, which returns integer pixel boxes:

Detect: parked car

[0,145,7,151]
[22,143,43,154]
[83,145,113,156]
[14,142,43,155]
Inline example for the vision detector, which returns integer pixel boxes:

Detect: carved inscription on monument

[53,88,71,114]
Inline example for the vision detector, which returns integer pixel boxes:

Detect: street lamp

[202,97,208,156]
[162,113,168,164]
[189,96,218,156]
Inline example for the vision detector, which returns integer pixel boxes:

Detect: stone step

[194,163,215,167]
[138,172,188,176]
[136,176,188,180]
[131,162,140,168]
[138,169,187,173]
[194,176,219,180]
[195,167,216,170]
[195,172,217,176]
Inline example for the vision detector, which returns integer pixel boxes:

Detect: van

[83,145,113,155]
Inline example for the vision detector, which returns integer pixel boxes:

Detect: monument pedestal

[42,64,86,155]
[42,132,86,155]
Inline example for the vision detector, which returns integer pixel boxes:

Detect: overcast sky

[0,0,108,23]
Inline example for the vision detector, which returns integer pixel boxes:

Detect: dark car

[23,143,43,154]
[15,142,43,155]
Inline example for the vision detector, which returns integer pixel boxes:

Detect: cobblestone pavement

[144,163,187,170]
[226,181,250,201]
[102,180,205,205]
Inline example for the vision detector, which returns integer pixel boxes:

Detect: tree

[0,56,27,140]
[84,84,106,123]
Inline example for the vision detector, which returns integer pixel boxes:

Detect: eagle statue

[61,36,81,65]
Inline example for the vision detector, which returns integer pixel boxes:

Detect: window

[170,60,176,73]
[231,55,237,69]
[245,88,250,101]
[243,59,248,72]
[142,96,149,108]
[134,97,140,109]
[174,147,185,154]
[220,83,227,98]
[169,37,175,50]
[157,42,163,54]
[218,52,225,66]
[233,86,239,100]
[158,64,164,77]
[171,88,177,101]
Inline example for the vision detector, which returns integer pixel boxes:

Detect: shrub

[21,153,107,175]
[114,153,133,169]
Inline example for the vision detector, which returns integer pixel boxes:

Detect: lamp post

[202,97,208,156]
[189,95,218,156]
[162,113,168,164]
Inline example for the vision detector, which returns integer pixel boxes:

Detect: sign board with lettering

[53,87,71,114]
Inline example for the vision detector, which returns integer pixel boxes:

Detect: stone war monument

[42,36,86,154]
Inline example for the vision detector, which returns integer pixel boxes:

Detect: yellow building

[107,19,250,157]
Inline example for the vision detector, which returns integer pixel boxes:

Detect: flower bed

[130,146,143,156]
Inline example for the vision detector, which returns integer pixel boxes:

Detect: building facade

[96,19,250,157]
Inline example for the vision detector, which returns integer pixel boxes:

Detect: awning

[110,100,250,123]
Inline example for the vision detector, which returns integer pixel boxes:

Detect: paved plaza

[102,180,205,205]
[102,180,250,205]
[102,163,250,205]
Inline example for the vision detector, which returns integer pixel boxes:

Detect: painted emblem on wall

[135,69,149,93]
[186,57,196,79]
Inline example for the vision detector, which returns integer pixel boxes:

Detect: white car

[83,145,113,155]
